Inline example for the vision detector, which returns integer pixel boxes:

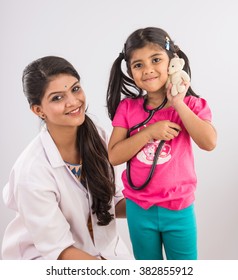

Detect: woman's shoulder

[13,134,42,167]
[12,129,54,174]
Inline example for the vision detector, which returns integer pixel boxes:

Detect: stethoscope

[126,96,168,190]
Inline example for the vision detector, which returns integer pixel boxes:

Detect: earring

[40,114,45,119]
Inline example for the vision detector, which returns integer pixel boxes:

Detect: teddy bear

[166,57,190,96]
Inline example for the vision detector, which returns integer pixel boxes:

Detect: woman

[1,56,133,260]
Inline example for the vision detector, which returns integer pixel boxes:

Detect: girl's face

[32,74,86,131]
[129,43,170,95]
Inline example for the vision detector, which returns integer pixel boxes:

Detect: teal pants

[126,199,197,260]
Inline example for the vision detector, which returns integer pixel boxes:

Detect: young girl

[106,27,217,260]
[2,56,133,260]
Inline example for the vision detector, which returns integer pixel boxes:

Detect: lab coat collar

[40,126,88,194]
[40,127,65,168]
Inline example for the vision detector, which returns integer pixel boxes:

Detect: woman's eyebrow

[47,81,79,98]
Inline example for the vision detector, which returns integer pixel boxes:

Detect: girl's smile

[130,43,170,95]
[143,76,158,82]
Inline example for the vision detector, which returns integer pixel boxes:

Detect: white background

[0,0,237,260]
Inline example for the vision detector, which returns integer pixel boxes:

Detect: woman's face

[32,74,86,131]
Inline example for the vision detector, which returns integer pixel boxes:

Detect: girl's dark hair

[22,56,115,226]
[107,27,199,120]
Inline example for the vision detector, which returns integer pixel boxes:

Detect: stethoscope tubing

[126,97,168,138]
[126,97,167,190]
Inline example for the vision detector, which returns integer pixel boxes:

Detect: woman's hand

[58,246,99,260]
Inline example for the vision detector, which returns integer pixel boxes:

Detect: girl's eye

[133,63,142,69]
[153,57,160,63]
[51,95,62,102]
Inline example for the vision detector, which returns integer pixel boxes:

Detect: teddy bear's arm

[165,76,171,88]
[181,71,190,82]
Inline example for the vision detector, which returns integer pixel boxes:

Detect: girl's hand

[166,81,190,108]
[146,120,181,141]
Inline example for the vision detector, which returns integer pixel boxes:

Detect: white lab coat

[1,126,133,260]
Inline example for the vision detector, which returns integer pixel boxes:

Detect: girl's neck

[47,126,81,164]
[146,91,168,109]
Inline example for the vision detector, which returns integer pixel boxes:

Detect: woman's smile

[65,106,82,116]
[34,74,86,130]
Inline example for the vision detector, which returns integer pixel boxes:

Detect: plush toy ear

[179,58,185,69]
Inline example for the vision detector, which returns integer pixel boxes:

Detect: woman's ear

[31,105,45,119]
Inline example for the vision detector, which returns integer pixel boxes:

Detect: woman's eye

[72,86,80,92]
[51,95,62,102]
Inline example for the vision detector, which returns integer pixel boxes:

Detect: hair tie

[165,36,170,50]
[119,52,125,60]
[174,44,180,53]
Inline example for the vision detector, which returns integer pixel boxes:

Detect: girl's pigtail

[107,54,141,120]
[175,47,191,79]
[106,55,125,121]
[174,46,199,97]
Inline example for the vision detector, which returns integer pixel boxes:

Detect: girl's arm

[108,121,181,166]
[173,101,217,151]
[167,83,217,151]
[108,126,151,166]
[58,246,99,260]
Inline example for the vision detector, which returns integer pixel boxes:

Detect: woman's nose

[65,94,78,107]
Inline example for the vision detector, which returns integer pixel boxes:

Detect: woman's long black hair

[23,56,115,226]
[106,27,199,120]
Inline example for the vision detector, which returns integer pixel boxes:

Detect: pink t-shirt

[112,96,212,210]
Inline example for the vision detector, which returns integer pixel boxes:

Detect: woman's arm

[58,246,99,260]
[115,198,126,218]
